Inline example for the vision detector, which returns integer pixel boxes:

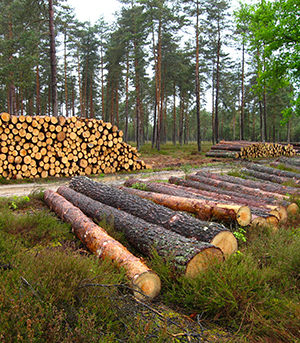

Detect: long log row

[277,156,300,168]
[0,112,148,179]
[123,178,284,226]
[206,140,296,159]
[168,176,296,226]
[119,185,252,227]
[188,173,296,219]
[243,162,300,181]
[270,161,300,173]
[69,176,238,256]
[196,170,300,197]
[56,186,224,277]
[44,189,161,299]
[241,167,300,185]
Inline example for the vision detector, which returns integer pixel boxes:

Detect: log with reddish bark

[69,176,237,256]
[56,186,224,277]
[119,185,251,227]
[43,189,161,299]
[244,162,300,181]
[169,176,291,223]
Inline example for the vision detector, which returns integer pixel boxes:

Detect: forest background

[0,0,299,152]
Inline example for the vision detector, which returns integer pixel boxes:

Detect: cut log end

[210,231,238,257]
[185,247,223,277]
[236,206,252,226]
[132,271,161,299]
[251,216,268,228]
[287,202,299,215]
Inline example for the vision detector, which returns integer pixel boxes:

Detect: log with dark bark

[119,185,251,227]
[244,162,300,181]
[270,161,300,173]
[277,156,300,168]
[69,176,237,256]
[44,189,161,299]
[205,150,239,158]
[56,186,223,277]
[188,173,289,204]
[196,170,300,197]
[241,167,300,186]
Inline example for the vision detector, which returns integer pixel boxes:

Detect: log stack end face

[0,114,149,179]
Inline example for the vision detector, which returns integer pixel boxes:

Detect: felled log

[205,150,239,158]
[56,186,224,277]
[188,173,288,204]
[120,185,251,227]
[43,189,161,299]
[277,156,300,168]
[195,170,299,214]
[241,167,300,186]
[270,161,300,173]
[244,162,300,181]
[169,176,290,223]
[69,176,237,256]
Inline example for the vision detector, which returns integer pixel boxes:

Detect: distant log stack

[0,112,148,179]
[206,140,296,159]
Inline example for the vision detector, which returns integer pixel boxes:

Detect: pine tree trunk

[49,0,58,117]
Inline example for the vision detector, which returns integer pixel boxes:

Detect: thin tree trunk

[215,23,221,144]
[173,82,176,145]
[195,0,201,152]
[240,42,245,140]
[36,65,40,115]
[49,0,58,117]
[64,32,68,117]
[125,51,129,143]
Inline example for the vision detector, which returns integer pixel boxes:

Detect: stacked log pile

[0,112,148,179]
[206,140,296,159]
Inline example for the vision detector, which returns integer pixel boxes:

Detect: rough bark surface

[188,173,287,202]
[245,162,300,180]
[120,185,250,227]
[196,170,300,196]
[241,168,300,187]
[69,176,230,246]
[44,189,161,299]
[56,186,223,276]
[169,176,293,219]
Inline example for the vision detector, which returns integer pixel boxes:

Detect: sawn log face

[56,186,223,276]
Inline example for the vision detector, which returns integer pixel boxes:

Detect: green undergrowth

[1,193,300,342]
